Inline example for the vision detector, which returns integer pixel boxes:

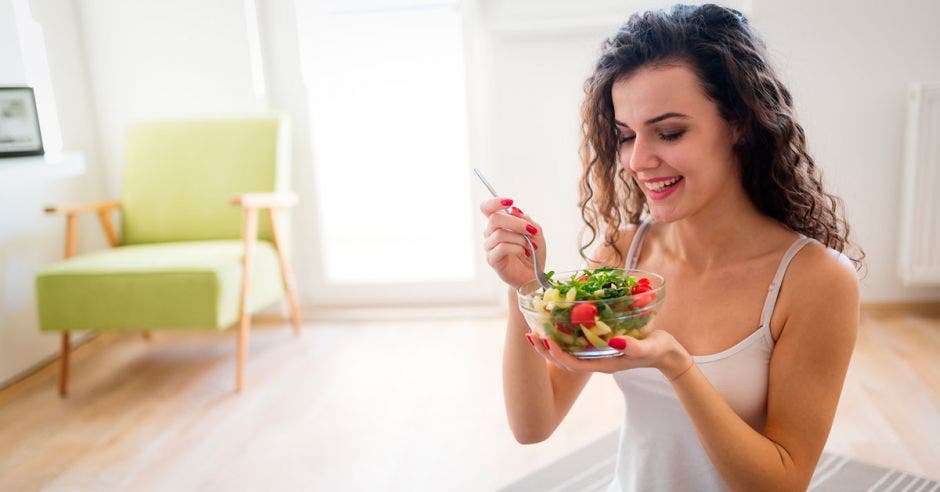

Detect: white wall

[751,0,940,300]
[0,1,27,81]
[0,0,108,384]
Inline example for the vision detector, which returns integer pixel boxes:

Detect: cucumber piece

[593,319,613,335]
[565,287,578,303]
[582,324,607,348]
[543,288,561,302]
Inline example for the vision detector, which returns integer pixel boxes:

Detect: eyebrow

[614,112,690,128]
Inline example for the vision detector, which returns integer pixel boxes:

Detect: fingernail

[526,224,538,235]
[532,242,538,250]
[608,337,627,350]
[525,333,535,346]
[541,339,550,350]
[524,248,531,257]
[501,198,513,206]
[511,206,524,216]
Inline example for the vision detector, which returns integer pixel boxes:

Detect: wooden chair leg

[52,208,118,397]
[268,208,301,335]
[59,332,70,397]
[237,311,250,393]
[236,208,259,392]
[284,281,302,335]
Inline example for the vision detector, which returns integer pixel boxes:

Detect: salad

[524,267,661,353]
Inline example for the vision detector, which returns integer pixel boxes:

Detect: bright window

[296,1,474,285]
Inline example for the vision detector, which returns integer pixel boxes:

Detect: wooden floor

[1,310,938,491]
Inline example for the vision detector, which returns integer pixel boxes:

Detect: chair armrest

[44,200,122,256]
[44,200,121,215]
[230,192,298,209]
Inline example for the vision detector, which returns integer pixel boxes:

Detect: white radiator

[899,82,940,286]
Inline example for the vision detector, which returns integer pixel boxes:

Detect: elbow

[509,423,553,444]
[513,431,550,445]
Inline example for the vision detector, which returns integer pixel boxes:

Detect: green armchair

[35,116,301,395]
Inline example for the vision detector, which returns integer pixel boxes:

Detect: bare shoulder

[779,240,860,340]
[586,224,641,270]
[787,241,859,303]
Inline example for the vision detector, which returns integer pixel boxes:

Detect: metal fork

[473,168,553,291]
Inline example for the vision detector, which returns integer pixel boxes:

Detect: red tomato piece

[570,303,598,328]
[630,284,656,309]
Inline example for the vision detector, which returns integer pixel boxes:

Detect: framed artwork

[0,86,44,158]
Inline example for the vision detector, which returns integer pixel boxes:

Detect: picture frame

[0,86,44,158]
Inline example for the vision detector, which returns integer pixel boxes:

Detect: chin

[647,204,684,223]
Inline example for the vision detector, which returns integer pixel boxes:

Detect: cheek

[675,132,736,178]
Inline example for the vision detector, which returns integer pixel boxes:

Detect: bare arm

[669,247,859,491]
[503,285,592,443]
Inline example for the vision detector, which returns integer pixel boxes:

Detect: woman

[480,4,864,491]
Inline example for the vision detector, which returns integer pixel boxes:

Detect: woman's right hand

[480,198,547,290]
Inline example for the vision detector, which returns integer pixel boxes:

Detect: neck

[662,183,780,272]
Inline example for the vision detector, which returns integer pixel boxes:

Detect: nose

[622,135,658,174]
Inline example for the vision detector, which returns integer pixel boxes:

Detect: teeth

[646,177,681,191]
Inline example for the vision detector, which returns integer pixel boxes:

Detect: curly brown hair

[578,3,865,272]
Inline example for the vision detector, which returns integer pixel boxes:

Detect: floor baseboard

[861,301,940,316]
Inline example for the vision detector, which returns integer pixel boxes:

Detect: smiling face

[612,62,741,223]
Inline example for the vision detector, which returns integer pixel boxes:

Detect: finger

[620,334,655,359]
[486,242,528,267]
[523,331,538,349]
[508,206,530,220]
[539,337,577,371]
[480,197,515,216]
[483,210,541,238]
[507,206,540,230]
[483,228,537,253]
[607,337,629,352]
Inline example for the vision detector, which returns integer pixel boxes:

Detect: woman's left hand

[526,330,694,380]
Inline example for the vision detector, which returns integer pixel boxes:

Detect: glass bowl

[516,269,665,359]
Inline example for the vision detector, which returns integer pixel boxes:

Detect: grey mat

[500,431,939,492]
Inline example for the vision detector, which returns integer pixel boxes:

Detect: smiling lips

[644,176,683,192]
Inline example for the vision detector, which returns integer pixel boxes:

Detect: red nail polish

[541,339,550,350]
[526,224,538,235]
[608,337,627,350]
[525,333,535,346]
[524,248,531,257]
[511,206,524,216]
[501,198,513,206]
[532,242,538,250]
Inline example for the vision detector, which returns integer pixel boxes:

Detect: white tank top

[607,220,850,492]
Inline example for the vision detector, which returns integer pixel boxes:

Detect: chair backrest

[120,116,290,245]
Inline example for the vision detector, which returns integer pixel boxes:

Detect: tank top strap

[624,219,653,269]
[758,235,815,330]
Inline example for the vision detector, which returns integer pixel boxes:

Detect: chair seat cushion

[35,240,284,331]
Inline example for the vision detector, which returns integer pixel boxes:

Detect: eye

[659,130,685,142]
[617,133,636,144]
